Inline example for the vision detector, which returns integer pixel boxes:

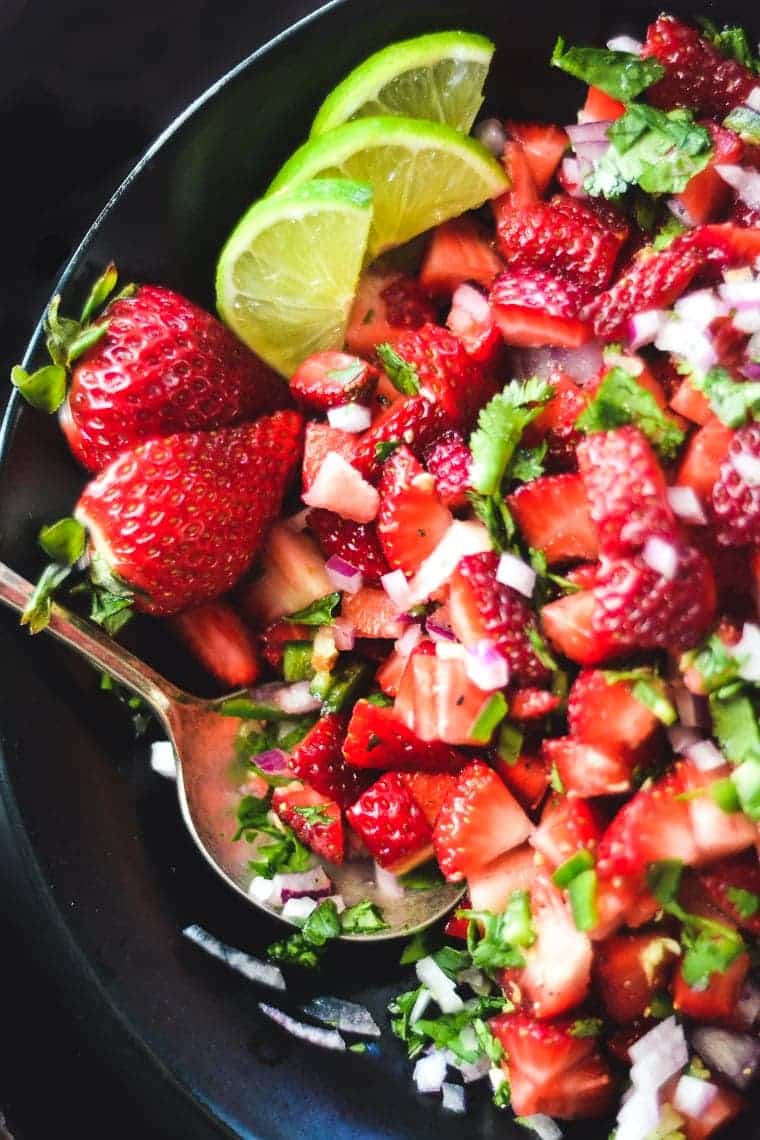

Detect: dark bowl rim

[0,3,347,1136]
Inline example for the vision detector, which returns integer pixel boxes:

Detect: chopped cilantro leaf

[376,343,420,395]
[647,859,684,905]
[688,367,760,428]
[232,794,271,841]
[569,1017,604,1038]
[38,517,86,565]
[340,899,387,934]
[510,442,548,483]
[575,366,685,460]
[469,378,553,496]
[681,923,745,989]
[20,562,73,634]
[400,930,434,966]
[726,886,760,920]
[432,945,472,979]
[653,214,688,250]
[411,996,510,1063]
[291,804,332,827]
[459,891,535,971]
[287,592,341,625]
[732,759,760,821]
[682,633,743,694]
[496,722,524,766]
[398,862,445,890]
[550,35,665,100]
[249,828,312,879]
[469,692,509,743]
[469,490,516,553]
[375,439,401,462]
[709,689,760,767]
[586,106,713,199]
[267,898,342,968]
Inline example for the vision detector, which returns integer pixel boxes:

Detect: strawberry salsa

[10,12,760,1140]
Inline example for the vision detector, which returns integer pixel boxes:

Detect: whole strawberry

[75,411,303,615]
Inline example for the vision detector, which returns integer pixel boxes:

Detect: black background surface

[0,5,317,1136]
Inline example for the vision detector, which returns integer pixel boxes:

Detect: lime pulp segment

[310,30,495,137]
[267,116,508,259]
[216,179,373,378]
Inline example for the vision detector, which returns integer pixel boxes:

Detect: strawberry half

[171,599,260,687]
[288,713,365,810]
[289,351,377,411]
[272,783,344,864]
[75,412,303,616]
[345,771,433,873]
[342,698,466,773]
[376,446,452,575]
[433,759,533,882]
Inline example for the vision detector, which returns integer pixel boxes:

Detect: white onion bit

[300,995,381,1037]
[642,535,679,581]
[413,1049,448,1093]
[516,1114,563,1140]
[410,987,433,1026]
[685,740,726,771]
[415,956,464,1014]
[496,551,536,597]
[747,87,760,113]
[628,309,667,350]
[183,925,286,991]
[464,639,510,691]
[666,485,707,525]
[673,1074,718,1117]
[731,621,760,682]
[655,318,717,373]
[606,34,643,53]
[258,1002,346,1050]
[674,289,727,330]
[374,861,405,900]
[327,403,372,433]
[441,1082,467,1114]
[381,568,413,612]
[394,623,423,658]
[150,740,177,780]
[628,1017,689,1096]
[281,897,318,923]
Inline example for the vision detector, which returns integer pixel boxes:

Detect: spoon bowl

[0,561,463,939]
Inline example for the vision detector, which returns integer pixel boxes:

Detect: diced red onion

[685,740,725,771]
[426,617,457,642]
[410,987,433,1026]
[449,281,492,326]
[673,1074,718,1117]
[668,725,703,754]
[510,342,604,384]
[690,1025,760,1091]
[327,402,372,433]
[150,740,177,780]
[474,117,507,156]
[731,447,760,487]
[465,639,510,691]
[674,289,727,330]
[415,956,464,1014]
[740,360,760,380]
[255,748,291,774]
[666,196,696,227]
[566,120,611,147]
[183,924,286,990]
[516,1114,563,1140]
[628,309,667,350]
[655,319,717,373]
[329,618,356,652]
[413,1049,448,1093]
[716,164,760,208]
[735,978,760,1029]
[300,995,381,1037]
[671,681,708,729]
[719,279,760,309]
[733,307,760,333]
[395,623,423,658]
[258,1002,346,1050]
[374,861,405,900]
[325,554,363,595]
[281,896,319,922]
[747,87,760,113]
[607,34,643,53]
[496,551,536,597]
[666,485,707,525]
[249,680,322,715]
[407,521,491,605]
[381,568,413,612]
[559,155,590,199]
[732,621,760,682]
[642,535,679,580]
[629,1017,689,1093]
[276,866,334,904]
[441,1083,467,1114]
[614,1087,661,1140]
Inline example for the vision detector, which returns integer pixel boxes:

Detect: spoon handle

[0,561,182,714]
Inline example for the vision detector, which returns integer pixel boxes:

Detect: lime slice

[216,179,372,378]
[310,30,495,137]
[267,117,508,259]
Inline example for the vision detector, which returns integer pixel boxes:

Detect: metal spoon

[0,562,463,939]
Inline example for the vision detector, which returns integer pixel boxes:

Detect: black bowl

[0,1,756,1137]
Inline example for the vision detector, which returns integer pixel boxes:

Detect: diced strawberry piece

[505,121,569,194]
[679,762,757,864]
[496,196,625,292]
[345,771,433,873]
[497,140,539,208]
[530,794,603,869]
[642,14,757,117]
[567,668,660,757]
[509,689,561,720]
[422,429,472,508]
[290,351,377,411]
[676,1083,747,1140]
[494,753,549,812]
[307,508,389,586]
[542,736,633,798]
[385,324,498,432]
[577,425,676,557]
[445,283,504,367]
[259,619,311,670]
[583,232,705,339]
[676,416,734,498]
[508,473,599,564]
[400,771,459,827]
[699,856,760,936]
[241,524,333,626]
[590,873,660,942]
[419,216,503,297]
[342,698,465,773]
[592,544,717,655]
[597,767,698,877]
[490,1013,614,1119]
[674,950,750,1022]
[449,551,550,684]
[395,652,492,745]
[540,589,612,665]
[346,271,436,358]
[525,373,590,471]
[444,906,471,942]
[676,122,744,225]
[288,713,365,810]
[171,599,260,687]
[490,268,593,348]
[376,446,452,575]
[565,562,600,590]
[433,759,533,881]
[517,875,593,1019]
[594,933,680,1023]
[712,421,760,547]
[351,395,448,481]
[581,85,625,122]
[340,587,405,639]
[670,375,714,425]
[697,222,760,266]
[374,649,407,698]
[301,422,358,492]
[467,844,539,913]
[272,783,344,864]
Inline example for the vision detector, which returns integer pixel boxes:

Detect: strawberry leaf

[10,363,67,412]
[20,563,72,634]
[79,262,119,323]
[38,517,86,565]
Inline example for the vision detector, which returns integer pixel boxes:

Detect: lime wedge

[267,117,508,259]
[216,179,372,378]
[310,30,495,137]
